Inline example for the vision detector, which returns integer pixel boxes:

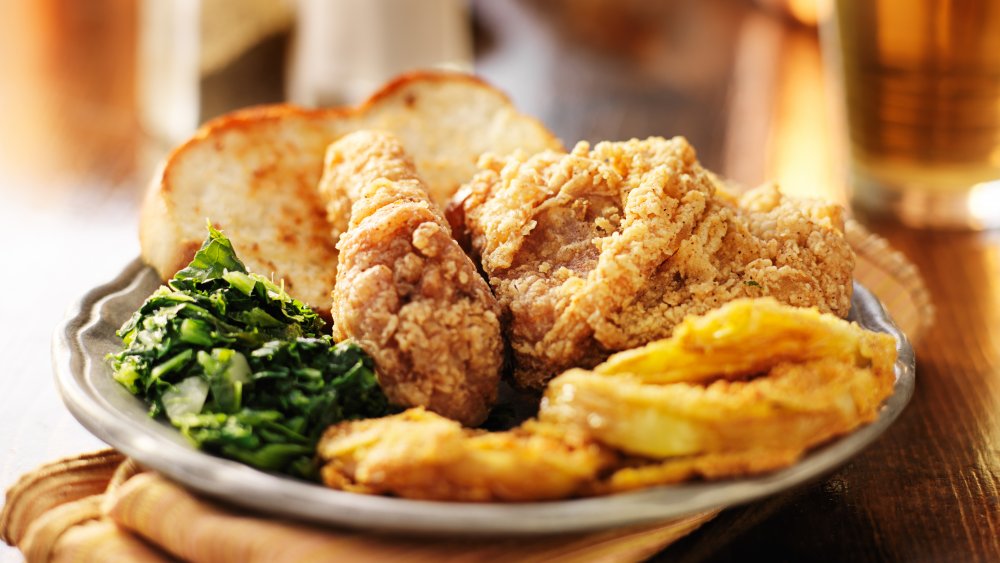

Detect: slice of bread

[140,71,562,314]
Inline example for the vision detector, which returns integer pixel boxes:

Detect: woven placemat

[0,226,931,562]
[1,452,717,563]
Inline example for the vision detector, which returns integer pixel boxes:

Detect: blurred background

[0,1,847,433]
[0,0,842,212]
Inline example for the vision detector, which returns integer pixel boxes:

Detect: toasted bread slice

[140,71,562,314]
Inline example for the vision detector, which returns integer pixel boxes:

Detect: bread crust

[140,71,562,314]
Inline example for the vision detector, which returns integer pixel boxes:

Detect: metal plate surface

[53,259,915,536]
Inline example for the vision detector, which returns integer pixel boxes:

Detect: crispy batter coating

[539,299,898,459]
[319,131,503,426]
[317,408,616,501]
[317,300,898,502]
[459,137,855,388]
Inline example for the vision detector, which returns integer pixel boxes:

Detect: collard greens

[108,226,389,477]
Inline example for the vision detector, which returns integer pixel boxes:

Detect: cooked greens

[108,225,389,478]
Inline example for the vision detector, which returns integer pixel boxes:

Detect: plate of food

[53,72,915,536]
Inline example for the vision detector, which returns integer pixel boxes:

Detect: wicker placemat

[1,452,717,563]
[0,226,931,562]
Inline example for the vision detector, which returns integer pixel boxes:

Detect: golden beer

[827,0,1000,228]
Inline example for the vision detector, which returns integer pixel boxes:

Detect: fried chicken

[318,131,503,426]
[316,299,898,501]
[458,136,855,388]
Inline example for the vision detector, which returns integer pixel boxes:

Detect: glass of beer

[822,0,1000,229]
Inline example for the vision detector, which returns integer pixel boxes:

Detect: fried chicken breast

[458,136,855,388]
[318,131,503,426]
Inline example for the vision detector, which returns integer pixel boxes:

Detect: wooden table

[1,1,997,561]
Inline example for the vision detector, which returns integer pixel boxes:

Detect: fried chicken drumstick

[457,136,855,388]
[318,131,503,426]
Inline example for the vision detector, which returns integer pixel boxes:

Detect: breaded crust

[460,137,855,388]
[140,71,562,314]
[320,131,504,426]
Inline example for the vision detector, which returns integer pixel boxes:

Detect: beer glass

[822,0,1000,229]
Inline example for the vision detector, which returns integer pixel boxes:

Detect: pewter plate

[53,259,915,536]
